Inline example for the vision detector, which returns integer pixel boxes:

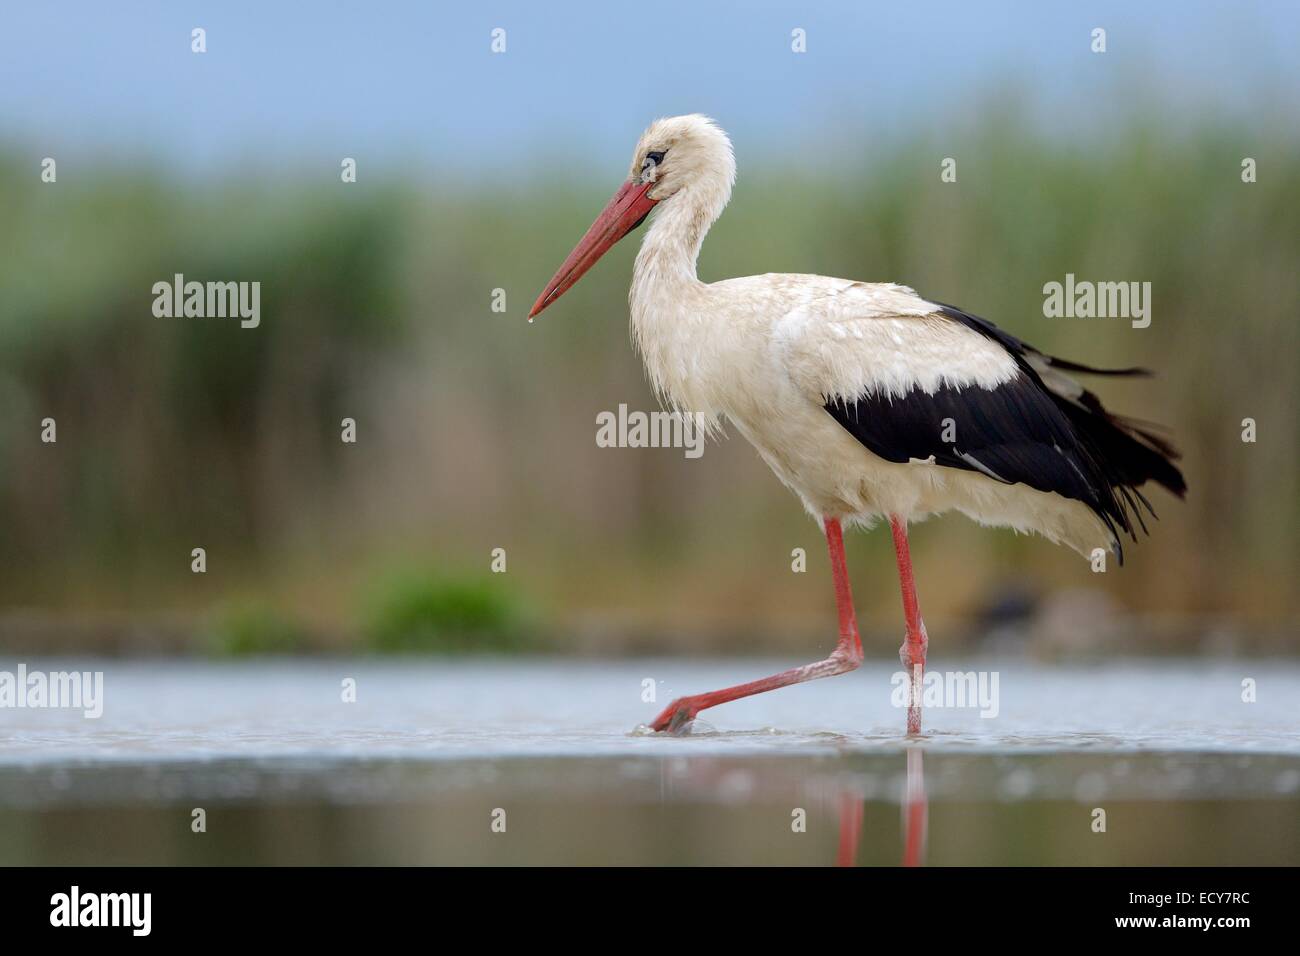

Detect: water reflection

[3,747,1299,864]
[836,747,928,867]
[902,748,928,866]
[835,789,864,866]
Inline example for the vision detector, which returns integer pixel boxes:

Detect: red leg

[836,790,864,867]
[901,748,928,866]
[889,515,928,735]
[650,516,863,733]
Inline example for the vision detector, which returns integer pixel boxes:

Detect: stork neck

[633,187,719,289]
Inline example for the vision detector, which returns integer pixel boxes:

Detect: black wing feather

[823,302,1186,560]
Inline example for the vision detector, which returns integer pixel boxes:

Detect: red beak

[528,180,658,320]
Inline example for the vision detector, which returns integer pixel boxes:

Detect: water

[2,657,1298,864]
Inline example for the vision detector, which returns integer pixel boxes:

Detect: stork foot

[650,697,700,734]
[899,632,928,736]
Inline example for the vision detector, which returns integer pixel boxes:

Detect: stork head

[529,114,735,319]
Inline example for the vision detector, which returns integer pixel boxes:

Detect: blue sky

[1,1,1295,176]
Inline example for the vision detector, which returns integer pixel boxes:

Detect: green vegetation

[206,599,305,657]
[360,568,535,653]
[0,109,1297,652]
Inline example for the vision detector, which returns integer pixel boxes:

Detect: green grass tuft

[361,569,535,653]
[206,599,306,657]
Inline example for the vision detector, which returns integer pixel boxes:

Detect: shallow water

[1,657,1298,864]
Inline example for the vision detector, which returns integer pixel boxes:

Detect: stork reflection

[836,747,928,867]
[901,747,928,866]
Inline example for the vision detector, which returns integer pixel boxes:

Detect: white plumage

[625,116,1109,555]
[529,114,1183,734]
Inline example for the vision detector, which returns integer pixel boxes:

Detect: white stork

[529,115,1185,735]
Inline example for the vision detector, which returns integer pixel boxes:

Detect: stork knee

[831,644,863,673]
[898,633,927,670]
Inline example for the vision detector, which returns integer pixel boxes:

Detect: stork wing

[776,282,1185,553]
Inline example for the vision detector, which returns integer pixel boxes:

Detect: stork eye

[642,150,667,171]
